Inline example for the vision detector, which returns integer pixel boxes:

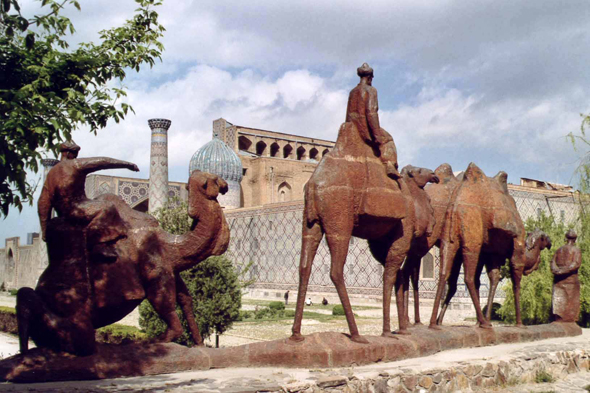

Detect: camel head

[401,165,440,189]
[525,228,552,252]
[186,170,228,219]
[523,228,552,275]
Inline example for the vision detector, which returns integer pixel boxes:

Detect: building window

[238,136,252,152]
[283,144,293,159]
[421,253,434,280]
[309,148,319,161]
[296,146,306,160]
[242,168,248,176]
[322,148,330,157]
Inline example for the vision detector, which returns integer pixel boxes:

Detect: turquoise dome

[189,137,243,183]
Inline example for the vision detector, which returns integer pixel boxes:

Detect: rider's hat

[357,63,374,78]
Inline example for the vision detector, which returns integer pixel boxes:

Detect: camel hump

[494,171,509,193]
[434,163,456,183]
[462,162,486,183]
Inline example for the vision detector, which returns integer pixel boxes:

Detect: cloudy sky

[3,0,590,242]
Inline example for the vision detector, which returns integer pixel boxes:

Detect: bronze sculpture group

[17,143,230,355]
[12,63,580,366]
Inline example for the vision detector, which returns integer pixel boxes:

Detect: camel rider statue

[38,141,140,261]
[346,63,401,180]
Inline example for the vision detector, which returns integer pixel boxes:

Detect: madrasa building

[0,118,581,308]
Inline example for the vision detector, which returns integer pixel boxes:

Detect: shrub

[268,301,285,311]
[8,289,17,296]
[95,324,147,345]
[482,302,502,321]
[535,370,554,383]
[332,305,345,316]
[499,213,564,325]
[139,256,243,346]
[285,309,295,318]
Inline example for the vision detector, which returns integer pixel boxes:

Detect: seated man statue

[38,141,140,260]
[346,63,401,179]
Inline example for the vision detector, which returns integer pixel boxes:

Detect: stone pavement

[0,329,588,392]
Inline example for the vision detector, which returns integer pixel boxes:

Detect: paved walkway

[0,329,588,392]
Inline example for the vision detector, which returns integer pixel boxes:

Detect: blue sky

[2,0,590,242]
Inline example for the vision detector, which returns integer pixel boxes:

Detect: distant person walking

[284,290,290,305]
[322,297,328,306]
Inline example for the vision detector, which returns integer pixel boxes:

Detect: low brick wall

[284,348,589,392]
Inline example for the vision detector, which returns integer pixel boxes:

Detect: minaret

[41,158,59,184]
[148,118,171,214]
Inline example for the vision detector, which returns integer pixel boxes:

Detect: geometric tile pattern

[225,188,581,299]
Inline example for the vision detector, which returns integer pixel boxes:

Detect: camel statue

[401,163,459,325]
[290,126,444,343]
[428,163,551,329]
[16,169,230,356]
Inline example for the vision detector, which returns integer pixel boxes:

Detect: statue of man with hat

[345,63,401,179]
[38,141,140,260]
[550,229,582,323]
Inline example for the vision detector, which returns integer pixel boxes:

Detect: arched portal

[322,148,330,157]
[283,144,293,159]
[238,136,253,152]
[270,142,280,157]
[278,182,292,202]
[309,148,319,161]
[296,146,306,160]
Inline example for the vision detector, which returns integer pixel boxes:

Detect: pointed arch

[270,142,280,157]
[296,146,306,160]
[256,141,267,156]
[238,136,253,152]
[309,148,319,161]
[283,144,293,159]
[278,181,292,202]
[322,148,330,157]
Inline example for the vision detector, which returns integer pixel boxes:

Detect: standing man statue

[38,141,140,260]
[346,63,400,179]
[551,229,582,323]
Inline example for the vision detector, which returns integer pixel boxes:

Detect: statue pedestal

[0,322,581,383]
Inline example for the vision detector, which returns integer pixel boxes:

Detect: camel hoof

[396,329,411,336]
[413,322,423,326]
[478,323,493,329]
[381,331,398,339]
[351,334,369,344]
[429,324,442,331]
[514,323,527,329]
[289,333,306,342]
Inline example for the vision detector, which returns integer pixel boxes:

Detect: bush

[498,213,563,325]
[535,370,554,383]
[332,305,345,316]
[95,324,147,345]
[285,309,295,318]
[0,307,17,334]
[139,256,243,346]
[8,289,17,296]
[482,302,503,321]
[268,301,285,311]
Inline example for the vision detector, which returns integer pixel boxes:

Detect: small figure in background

[305,297,313,306]
[322,297,328,306]
[551,229,582,323]
[284,290,289,306]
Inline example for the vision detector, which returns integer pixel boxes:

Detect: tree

[139,199,246,346]
[0,0,165,216]
[498,213,567,325]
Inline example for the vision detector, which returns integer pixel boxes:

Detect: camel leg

[291,221,323,342]
[175,273,203,346]
[402,254,421,326]
[326,233,366,343]
[410,256,422,325]
[462,247,491,329]
[485,267,501,322]
[436,254,462,325]
[429,239,460,329]
[145,271,184,343]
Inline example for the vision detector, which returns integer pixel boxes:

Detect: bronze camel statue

[401,163,460,325]
[17,169,229,355]
[429,163,551,329]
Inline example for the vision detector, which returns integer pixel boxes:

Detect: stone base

[0,322,581,383]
